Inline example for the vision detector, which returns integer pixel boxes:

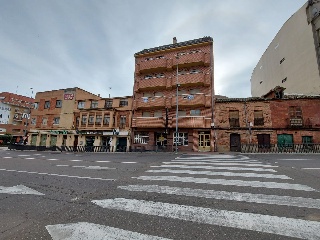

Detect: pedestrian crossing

[87,154,320,239]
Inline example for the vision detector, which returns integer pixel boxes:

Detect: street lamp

[24,88,33,139]
[175,56,179,153]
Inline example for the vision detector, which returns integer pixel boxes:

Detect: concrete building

[0,92,34,143]
[251,1,320,97]
[29,87,132,152]
[132,36,214,152]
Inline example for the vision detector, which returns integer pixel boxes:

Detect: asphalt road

[0,149,320,239]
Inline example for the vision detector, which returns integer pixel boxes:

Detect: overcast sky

[0,0,307,98]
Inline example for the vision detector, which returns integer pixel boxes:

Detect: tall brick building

[132,36,214,152]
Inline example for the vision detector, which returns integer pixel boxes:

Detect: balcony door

[199,131,210,152]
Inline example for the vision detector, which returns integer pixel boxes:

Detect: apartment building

[251,1,320,97]
[0,92,34,143]
[132,36,214,152]
[74,96,132,152]
[214,87,320,152]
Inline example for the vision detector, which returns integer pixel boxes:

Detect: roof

[135,36,213,56]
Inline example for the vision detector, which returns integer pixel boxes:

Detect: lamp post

[24,88,33,139]
[175,56,179,153]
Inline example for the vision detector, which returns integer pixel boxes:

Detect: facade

[29,87,132,152]
[214,89,320,152]
[132,36,214,152]
[0,92,34,143]
[251,1,320,97]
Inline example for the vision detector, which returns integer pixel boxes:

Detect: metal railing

[241,144,320,153]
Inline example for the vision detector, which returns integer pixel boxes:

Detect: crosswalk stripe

[164,162,277,168]
[92,198,320,239]
[46,222,171,240]
[118,185,320,209]
[135,176,316,191]
[146,169,291,179]
[172,160,262,163]
[152,165,277,172]
[176,155,236,159]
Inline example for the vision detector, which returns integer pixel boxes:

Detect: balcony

[173,52,210,68]
[169,116,211,128]
[135,78,171,91]
[171,94,206,108]
[132,117,165,128]
[134,96,166,110]
[171,73,210,88]
[136,58,172,73]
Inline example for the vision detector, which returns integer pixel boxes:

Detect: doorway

[230,133,241,152]
[199,131,210,151]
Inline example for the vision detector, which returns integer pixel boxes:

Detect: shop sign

[78,131,103,135]
[64,93,74,100]
[50,130,69,135]
[0,128,6,133]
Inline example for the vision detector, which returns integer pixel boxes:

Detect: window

[105,100,113,109]
[96,115,102,124]
[229,110,240,127]
[56,100,62,108]
[53,117,60,125]
[91,101,98,108]
[78,101,85,109]
[190,109,201,116]
[173,132,188,146]
[44,101,50,109]
[134,132,149,144]
[178,110,186,117]
[81,115,87,125]
[42,117,47,125]
[31,118,36,125]
[33,102,39,109]
[154,110,162,117]
[155,73,165,78]
[190,89,200,94]
[302,136,313,144]
[154,92,163,97]
[120,99,128,107]
[144,75,153,79]
[142,112,151,117]
[103,115,110,125]
[289,106,303,126]
[120,116,126,128]
[254,110,264,126]
[190,69,200,74]
[178,90,187,96]
[76,116,80,127]
[88,115,94,125]
[143,93,152,98]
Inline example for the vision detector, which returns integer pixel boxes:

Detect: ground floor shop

[132,128,215,152]
[28,129,131,152]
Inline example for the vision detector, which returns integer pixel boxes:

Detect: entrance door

[257,134,270,149]
[199,132,210,152]
[277,134,293,149]
[50,135,57,146]
[230,133,241,152]
[40,134,47,146]
[117,137,127,152]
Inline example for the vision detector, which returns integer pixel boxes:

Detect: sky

[0,0,307,98]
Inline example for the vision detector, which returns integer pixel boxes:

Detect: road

[0,148,320,239]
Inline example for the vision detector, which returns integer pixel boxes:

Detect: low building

[0,92,34,143]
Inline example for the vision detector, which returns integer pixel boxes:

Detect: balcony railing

[171,94,206,108]
[173,52,210,68]
[132,117,165,128]
[135,78,169,91]
[169,116,210,128]
[136,58,169,73]
[172,73,210,87]
[135,96,166,110]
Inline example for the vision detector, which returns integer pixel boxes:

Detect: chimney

[173,37,177,44]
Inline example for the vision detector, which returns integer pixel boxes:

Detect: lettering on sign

[64,93,74,100]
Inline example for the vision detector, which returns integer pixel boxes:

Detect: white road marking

[302,168,320,170]
[119,185,320,209]
[173,160,261,163]
[72,165,86,168]
[176,155,236,159]
[47,159,59,161]
[135,176,316,192]
[71,165,115,170]
[92,198,320,240]
[0,185,44,195]
[152,165,277,172]
[18,155,30,157]
[146,169,291,180]
[33,154,42,155]
[0,169,114,181]
[46,222,171,240]
[164,162,277,168]
[95,161,110,163]
[278,159,313,161]
[25,158,35,160]
[3,157,12,159]
[122,162,137,164]
[70,160,82,162]
[56,165,69,167]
